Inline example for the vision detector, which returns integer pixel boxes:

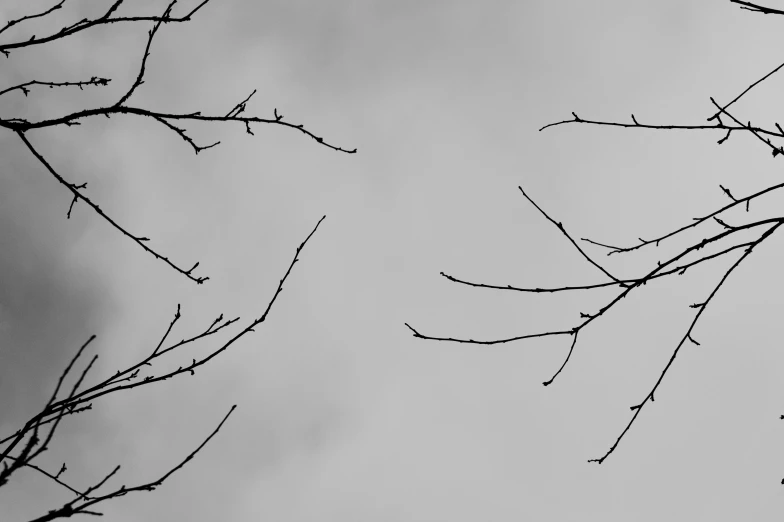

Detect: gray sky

[2,0,784,520]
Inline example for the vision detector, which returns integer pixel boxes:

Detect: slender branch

[0,404,92,448]
[730,0,784,15]
[1,216,325,514]
[0,1,67,38]
[150,116,220,154]
[589,220,783,463]
[0,2,352,285]
[0,77,110,98]
[16,131,209,285]
[707,57,784,121]
[0,335,94,474]
[13,216,325,428]
[27,406,235,522]
[539,111,781,138]
[709,97,784,156]
[409,216,781,387]
[1,456,91,500]
[421,0,784,476]
[404,322,574,346]
[439,240,755,293]
[3,104,358,154]
[114,1,173,108]
[0,0,214,55]
[518,186,624,285]
[582,180,784,255]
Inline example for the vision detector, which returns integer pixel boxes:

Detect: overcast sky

[2,0,784,520]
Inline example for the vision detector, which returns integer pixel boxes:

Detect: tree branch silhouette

[408,0,784,481]
[0,0,355,285]
[0,216,327,517]
[0,0,354,518]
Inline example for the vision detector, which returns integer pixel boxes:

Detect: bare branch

[27,406,235,522]
[0,0,215,55]
[1,456,91,500]
[539,109,784,143]
[113,1,174,108]
[411,214,781,391]
[709,97,783,156]
[416,0,784,482]
[16,131,210,285]
[1,215,325,517]
[707,57,784,121]
[0,404,92,448]
[518,187,624,285]
[225,89,257,118]
[730,0,784,15]
[0,77,110,98]
[12,216,325,433]
[582,180,784,255]
[404,321,573,346]
[0,0,353,515]
[0,1,66,38]
[439,240,755,294]
[149,115,220,154]
[589,221,783,463]
[3,104,358,154]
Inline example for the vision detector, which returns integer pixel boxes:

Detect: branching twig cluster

[0,215,326,519]
[0,1,354,519]
[0,0,355,285]
[407,0,784,475]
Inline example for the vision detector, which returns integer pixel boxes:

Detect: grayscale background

[2,1,784,520]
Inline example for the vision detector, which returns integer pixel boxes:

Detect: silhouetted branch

[1,0,354,285]
[709,97,784,157]
[27,407,234,522]
[0,0,211,56]
[0,215,325,512]
[4,105,358,154]
[411,197,780,372]
[518,186,625,285]
[439,240,755,294]
[731,0,784,16]
[589,221,782,463]
[113,1,173,108]
[1,456,90,500]
[579,180,784,256]
[0,77,110,98]
[16,130,210,285]
[1,0,351,516]
[707,58,784,121]
[414,3,784,471]
[0,0,67,38]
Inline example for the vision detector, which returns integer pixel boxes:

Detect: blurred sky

[2,0,784,520]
